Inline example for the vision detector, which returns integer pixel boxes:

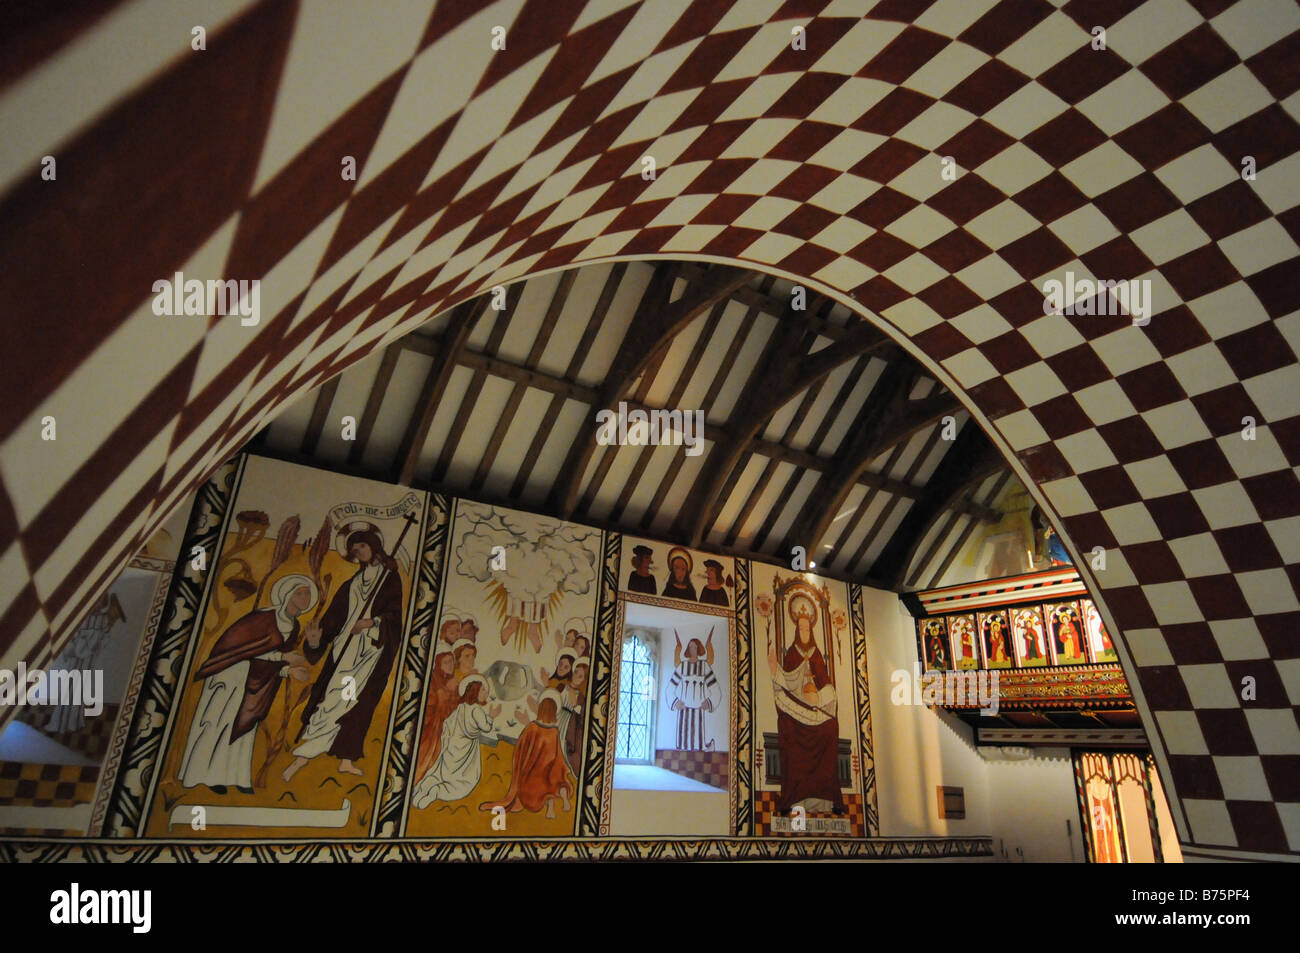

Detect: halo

[787,592,817,624]
[556,648,577,664]
[450,638,476,656]
[458,674,487,697]
[562,617,591,639]
[572,656,591,669]
[335,521,385,559]
[666,546,693,574]
[538,689,564,713]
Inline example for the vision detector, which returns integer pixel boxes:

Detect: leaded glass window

[616,630,657,763]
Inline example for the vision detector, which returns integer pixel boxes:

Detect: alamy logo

[0,663,103,715]
[595,402,705,456]
[890,663,1000,715]
[50,883,151,933]
[1042,272,1150,326]
[151,271,260,326]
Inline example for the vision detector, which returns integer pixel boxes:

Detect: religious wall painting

[619,536,734,608]
[1010,606,1049,669]
[1082,600,1118,663]
[404,501,601,837]
[752,565,863,836]
[1047,601,1087,665]
[142,455,426,838]
[919,617,948,672]
[0,565,168,836]
[978,609,1013,670]
[947,614,979,671]
[608,597,735,803]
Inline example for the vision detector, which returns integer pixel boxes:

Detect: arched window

[616,628,658,763]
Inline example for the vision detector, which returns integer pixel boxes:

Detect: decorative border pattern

[101,456,246,837]
[578,530,619,837]
[850,585,880,837]
[598,597,626,836]
[733,556,753,836]
[87,568,171,836]
[127,555,176,574]
[377,494,444,837]
[0,836,992,862]
[911,569,1087,616]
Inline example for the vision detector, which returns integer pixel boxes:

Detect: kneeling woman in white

[411,675,501,807]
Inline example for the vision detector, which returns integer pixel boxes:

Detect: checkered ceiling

[0,0,1296,858]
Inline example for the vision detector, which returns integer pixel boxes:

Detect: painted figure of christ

[283,529,403,781]
[767,607,844,814]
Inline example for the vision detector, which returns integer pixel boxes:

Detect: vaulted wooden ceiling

[252,260,1015,590]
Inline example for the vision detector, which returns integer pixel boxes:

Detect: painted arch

[1,1,1297,859]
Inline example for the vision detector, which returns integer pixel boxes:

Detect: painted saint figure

[1053,605,1084,661]
[768,598,844,814]
[480,692,573,818]
[561,657,589,773]
[179,575,316,793]
[411,676,501,807]
[662,547,697,601]
[984,614,1011,666]
[668,633,721,750]
[922,619,947,670]
[414,650,458,782]
[698,559,729,607]
[627,545,657,594]
[283,527,403,782]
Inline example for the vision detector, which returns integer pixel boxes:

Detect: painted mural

[751,564,865,836]
[619,536,734,608]
[0,566,166,836]
[1,454,911,856]
[142,455,426,838]
[403,501,601,837]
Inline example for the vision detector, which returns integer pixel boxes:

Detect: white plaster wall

[861,585,992,841]
[985,748,1087,863]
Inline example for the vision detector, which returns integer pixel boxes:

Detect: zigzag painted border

[578,530,618,836]
[101,457,246,837]
[850,584,880,837]
[733,556,753,836]
[0,835,992,862]
[88,566,171,835]
[378,494,445,836]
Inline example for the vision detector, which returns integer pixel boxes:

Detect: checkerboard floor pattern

[18,703,120,764]
[655,748,729,789]
[0,762,100,809]
[755,791,865,837]
[1,1,1297,857]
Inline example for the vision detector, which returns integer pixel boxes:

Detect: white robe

[293,564,387,759]
[179,641,287,789]
[410,703,495,807]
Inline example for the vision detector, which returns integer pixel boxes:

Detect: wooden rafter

[347,343,402,465]
[610,296,729,524]
[301,377,340,455]
[865,423,1006,590]
[551,263,750,520]
[677,309,892,547]
[510,263,627,500]
[429,290,517,485]
[784,360,955,558]
[925,470,1013,588]
[470,269,576,493]
[391,299,485,486]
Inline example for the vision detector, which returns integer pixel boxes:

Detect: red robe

[414,675,458,782]
[483,721,572,813]
[194,609,298,743]
[776,643,844,813]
